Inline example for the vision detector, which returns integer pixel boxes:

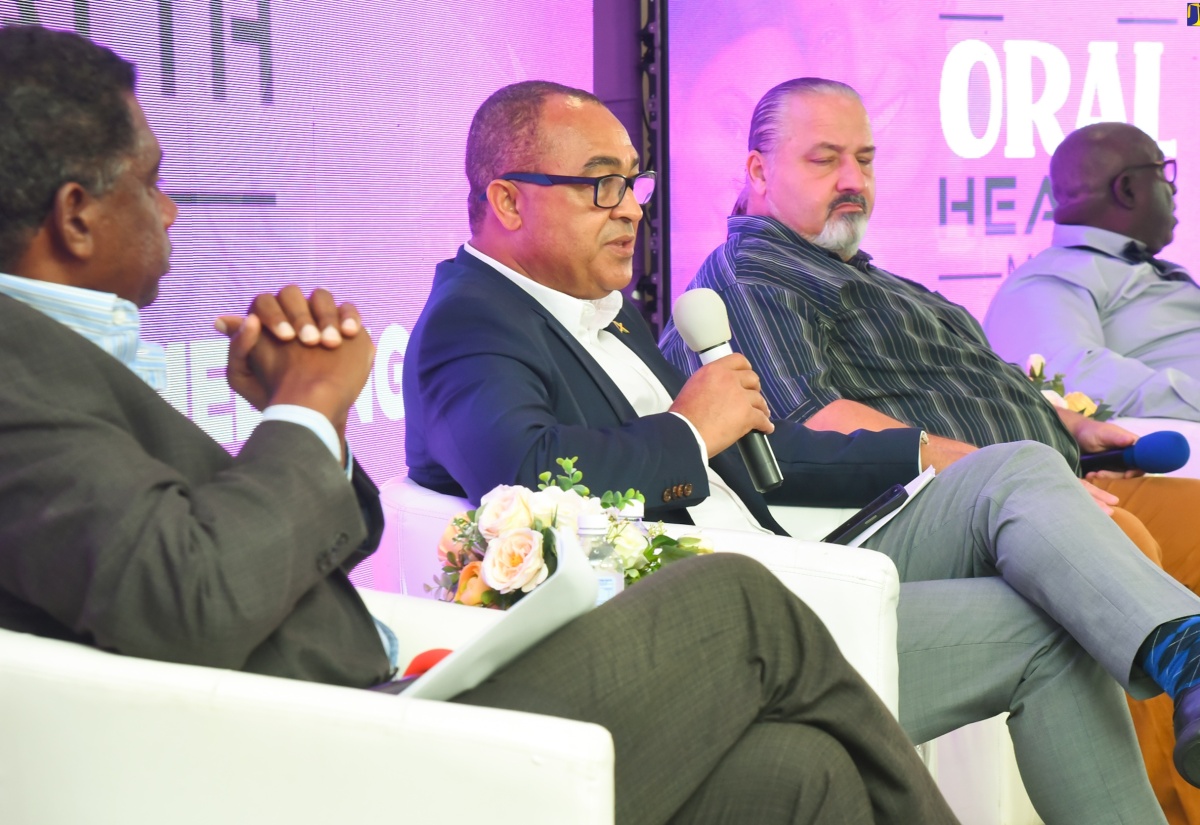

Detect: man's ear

[746,151,769,195]
[47,181,99,261]
[1110,171,1138,211]
[485,180,524,231]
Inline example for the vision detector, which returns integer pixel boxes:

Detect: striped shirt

[659,215,1081,471]
[0,272,167,389]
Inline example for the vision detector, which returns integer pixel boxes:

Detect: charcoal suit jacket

[0,292,390,687]
[403,247,920,532]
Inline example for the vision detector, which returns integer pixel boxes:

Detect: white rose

[480,529,550,594]
[476,485,534,540]
[1025,353,1046,377]
[529,487,604,536]
[608,520,650,571]
[615,498,645,519]
[1041,389,1068,409]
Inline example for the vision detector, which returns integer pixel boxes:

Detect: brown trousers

[1098,476,1200,825]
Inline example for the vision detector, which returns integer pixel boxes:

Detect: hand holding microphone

[670,289,784,493]
[1079,430,1191,475]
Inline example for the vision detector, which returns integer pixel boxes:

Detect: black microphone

[1078,430,1191,474]
[672,288,784,493]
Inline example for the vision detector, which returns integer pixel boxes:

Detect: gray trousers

[455,552,959,825]
[865,441,1200,825]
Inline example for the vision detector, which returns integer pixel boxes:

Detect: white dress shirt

[464,242,769,534]
[984,226,1200,421]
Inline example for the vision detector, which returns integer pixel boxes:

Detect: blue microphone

[1079,431,1191,474]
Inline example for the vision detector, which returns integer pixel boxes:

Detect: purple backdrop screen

[667,0,1196,320]
[15,1,592,487]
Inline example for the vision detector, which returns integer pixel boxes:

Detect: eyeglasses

[489,171,656,208]
[1112,158,1177,187]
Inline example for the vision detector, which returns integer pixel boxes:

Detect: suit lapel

[453,250,640,424]
[606,302,687,398]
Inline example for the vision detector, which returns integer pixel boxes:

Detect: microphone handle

[1077,448,1131,474]
[738,431,784,493]
[696,342,784,493]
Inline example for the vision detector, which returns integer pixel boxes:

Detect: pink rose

[454,561,490,606]
[481,529,549,594]
[476,486,534,540]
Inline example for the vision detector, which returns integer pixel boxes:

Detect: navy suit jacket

[403,248,920,533]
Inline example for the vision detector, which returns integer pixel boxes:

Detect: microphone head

[672,288,732,353]
[1126,430,1191,474]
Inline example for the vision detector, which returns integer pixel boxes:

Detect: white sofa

[379,475,1045,825]
[0,591,613,825]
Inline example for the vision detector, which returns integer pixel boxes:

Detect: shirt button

[682,483,693,497]
[662,490,673,503]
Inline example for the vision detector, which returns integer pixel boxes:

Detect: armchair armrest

[661,525,900,716]
[379,475,899,714]
[0,625,613,825]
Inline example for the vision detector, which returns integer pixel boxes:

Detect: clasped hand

[215,285,374,439]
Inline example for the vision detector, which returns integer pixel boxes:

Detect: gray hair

[465,80,602,232]
[733,78,862,215]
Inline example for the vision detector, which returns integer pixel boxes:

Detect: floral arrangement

[428,457,713,608]
[1025,353,1113,421]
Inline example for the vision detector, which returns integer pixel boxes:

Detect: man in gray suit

[0,26,961,824]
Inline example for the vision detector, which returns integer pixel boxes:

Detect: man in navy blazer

[402,80,1200,823]
[405,246,922,524]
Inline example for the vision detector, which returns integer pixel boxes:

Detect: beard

[803,196,869,259]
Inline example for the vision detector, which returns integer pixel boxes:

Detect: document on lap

[842,466,936,549]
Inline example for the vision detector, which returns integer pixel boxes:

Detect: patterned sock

[1140,617,1200,700]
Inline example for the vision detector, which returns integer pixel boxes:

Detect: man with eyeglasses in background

[985,123,1200,425]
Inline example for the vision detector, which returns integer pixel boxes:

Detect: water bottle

[577,513,624,606]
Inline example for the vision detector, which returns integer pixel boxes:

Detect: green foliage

[623,527,708,586]
[600,488,645,511]
[1029,369,1066,397]
[537,456,591,496]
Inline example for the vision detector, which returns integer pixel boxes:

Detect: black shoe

[1175,685,1200,786]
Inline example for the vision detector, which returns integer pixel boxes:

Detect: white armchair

[0,591,613,825]
[378,475,900,713]
[378,474,1044,825]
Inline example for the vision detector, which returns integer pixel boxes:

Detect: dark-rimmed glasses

[1112,158,1177,187]
[489,171,656,208]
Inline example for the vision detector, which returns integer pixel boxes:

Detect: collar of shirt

[462,242,624,339]
[1052,224,1192,283]
[0,272,167,390]
[1051,224,1140,259]
[727,214,875,272]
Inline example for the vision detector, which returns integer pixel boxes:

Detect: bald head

[1050,122,1177,252]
